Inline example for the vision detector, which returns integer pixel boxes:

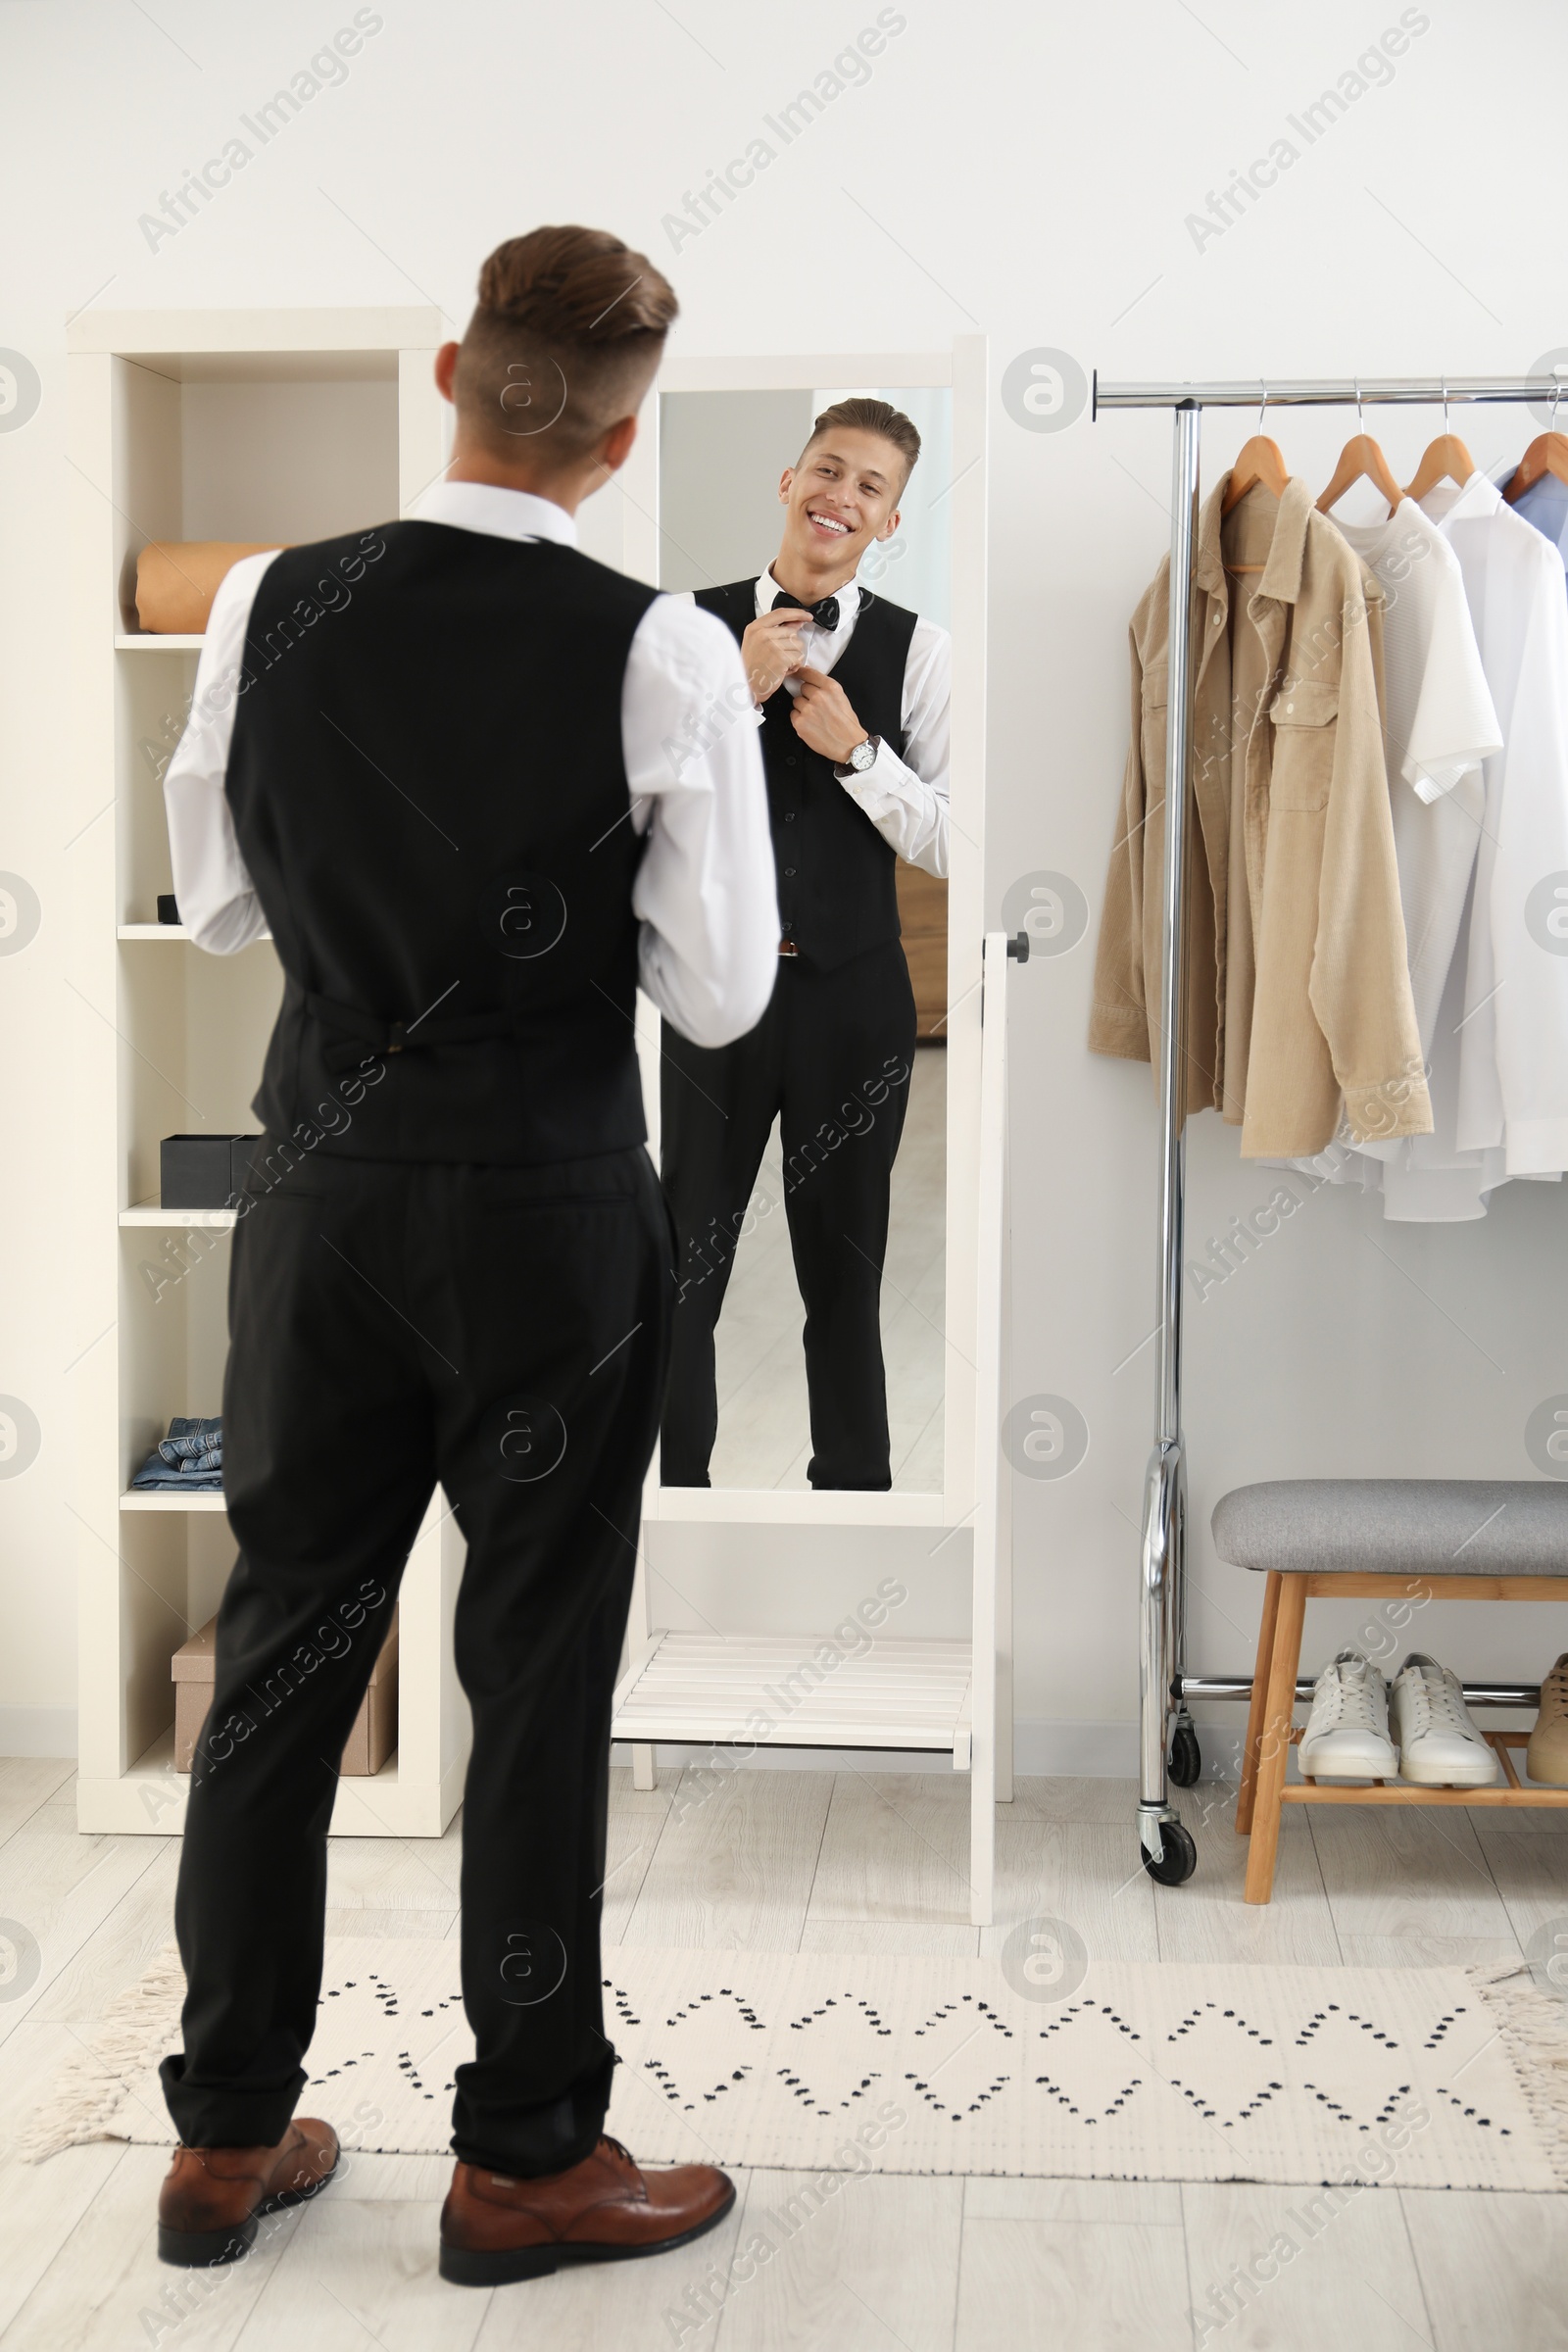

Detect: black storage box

[160,1134,263,1211]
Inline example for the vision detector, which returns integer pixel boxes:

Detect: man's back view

[149,226,778,2287]
[229,518,660,1161]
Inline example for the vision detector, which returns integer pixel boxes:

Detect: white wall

[2,0,1563,1763]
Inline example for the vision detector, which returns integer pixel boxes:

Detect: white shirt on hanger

[670,569,951,877]
[1306,473,1568,1216]
[1422,472,1568,1181]
[1330,499,1500,1054]
[1280,499,1503,1216]
[161,478,779,1051]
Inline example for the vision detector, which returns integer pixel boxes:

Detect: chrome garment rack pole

[1091,373,1565,1886]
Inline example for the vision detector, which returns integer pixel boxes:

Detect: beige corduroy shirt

[1088,473,1432,1156]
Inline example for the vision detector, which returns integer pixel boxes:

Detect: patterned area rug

[25,1938,1568,2189]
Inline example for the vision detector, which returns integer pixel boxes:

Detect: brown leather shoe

[157,2118,340,2266]
[439,2134,734,2285]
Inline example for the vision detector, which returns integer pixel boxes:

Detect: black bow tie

[772,587,841,633]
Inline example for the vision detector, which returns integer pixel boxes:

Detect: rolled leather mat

[134,539,284,634]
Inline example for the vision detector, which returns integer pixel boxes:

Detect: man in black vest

[661,399,952,1490]
[149,228,778,2286]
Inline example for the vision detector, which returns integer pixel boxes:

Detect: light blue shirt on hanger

[1509,468,1568,592]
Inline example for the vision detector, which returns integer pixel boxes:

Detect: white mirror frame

[613,339,988,1534]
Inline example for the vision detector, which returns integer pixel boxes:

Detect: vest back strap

[304,989,520,1073]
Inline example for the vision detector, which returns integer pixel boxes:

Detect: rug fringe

[20,1942,185,2164]
[1468,1960,1568,2187]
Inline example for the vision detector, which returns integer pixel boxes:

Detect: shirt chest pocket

[1267,680,1337,810]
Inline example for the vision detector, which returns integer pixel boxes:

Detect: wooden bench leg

[1244,1574,1306,1906]
[1236,1572,1282,1837]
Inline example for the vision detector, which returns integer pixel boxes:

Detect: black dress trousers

[160,1140,672,2177]
[660,938,917,1491]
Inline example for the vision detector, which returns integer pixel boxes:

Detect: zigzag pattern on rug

[24,1939,1568,2192]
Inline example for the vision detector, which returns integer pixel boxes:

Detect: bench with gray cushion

[1209,1479,1568,1905]
[1212,1479,1568,1578]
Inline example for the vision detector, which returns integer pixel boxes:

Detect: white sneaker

[1298,1650,1396,1782]
[1390,1653,1500,1788]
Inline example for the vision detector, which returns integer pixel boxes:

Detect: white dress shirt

[162,479,779,1050]
[1330,501,1500,1053]
[1293,500,1503,1217]
[673,566,951,878]
[1299,476,1568,1215]
[1425,474,1568,1181]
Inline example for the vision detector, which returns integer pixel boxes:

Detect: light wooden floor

[2,1753,1566,2349]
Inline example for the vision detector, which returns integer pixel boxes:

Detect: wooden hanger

[1403,433,1475,502]
[1222,435,1289,516]
[1505,430,1568,503]
[1503,377,1568,504]
[1402,381,1474,504]
[1221,386,1290,570]
[1317,433,1404,516]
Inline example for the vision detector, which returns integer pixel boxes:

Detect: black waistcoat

[694,580,917,971]
[224,521,658,1164]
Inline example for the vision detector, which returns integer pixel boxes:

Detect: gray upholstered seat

[1211,1480,1568,1577]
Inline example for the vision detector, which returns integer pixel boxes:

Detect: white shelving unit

[69,307,468,1837]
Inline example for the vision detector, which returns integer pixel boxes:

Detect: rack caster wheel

[1168,1722,1201,1788]
[1141,1822,1198,1886]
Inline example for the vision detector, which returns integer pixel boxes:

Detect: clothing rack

[1091,374,1566,1886]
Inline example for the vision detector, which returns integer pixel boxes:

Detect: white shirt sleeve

[622,595,779,1048]
[162,550,281,953]
[1399,553,1501,806]
[821,613,951,878]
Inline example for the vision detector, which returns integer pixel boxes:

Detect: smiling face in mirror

[774,424,907,599]
[655,384,953,1499]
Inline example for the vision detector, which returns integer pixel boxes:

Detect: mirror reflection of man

[662,399,951,1490]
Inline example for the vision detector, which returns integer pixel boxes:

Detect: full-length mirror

[653,382,954,1495]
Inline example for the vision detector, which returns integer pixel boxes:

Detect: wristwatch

[836,734,880,778]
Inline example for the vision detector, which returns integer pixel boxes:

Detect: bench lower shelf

[1282,1729,1568,1807]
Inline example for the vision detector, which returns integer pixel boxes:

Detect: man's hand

[740,609,811,706]
[790,666,870,766]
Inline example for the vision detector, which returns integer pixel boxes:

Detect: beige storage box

[134,540,284,635]
[172,1608,398,1775]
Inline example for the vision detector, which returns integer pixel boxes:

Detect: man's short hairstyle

[800,397,922,490]
[455,226,678,468]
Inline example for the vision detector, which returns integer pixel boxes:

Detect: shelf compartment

[121,1490,228,1512]
[612,1631,973,1763]
[122,1200,238,1229]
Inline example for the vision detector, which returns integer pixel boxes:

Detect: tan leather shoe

[1528,1654,1568,1786]
[439,2134,735,2286]
[157,2118,339,2266]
